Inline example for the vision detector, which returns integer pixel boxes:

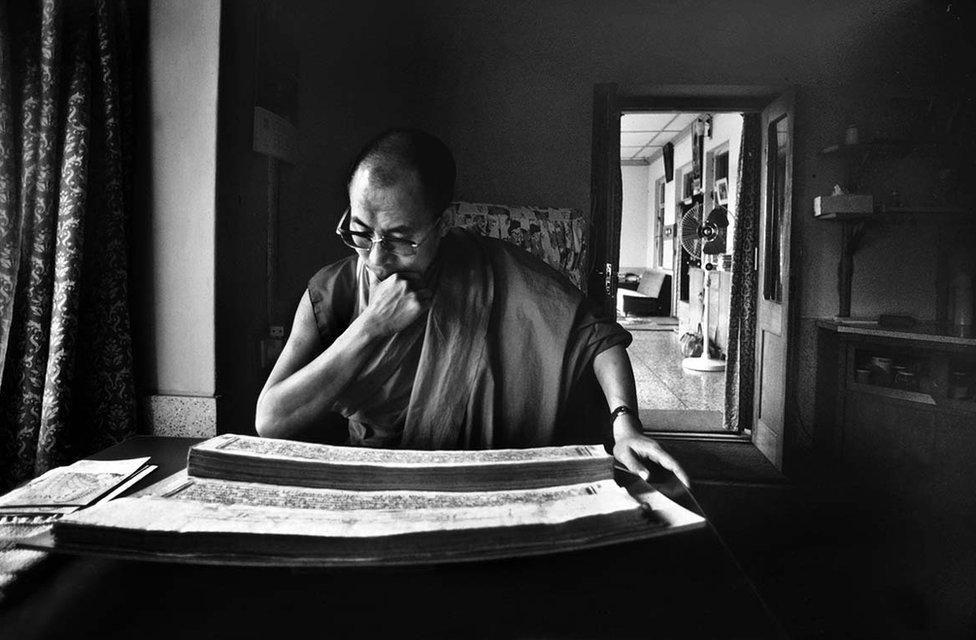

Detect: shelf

[847,383,976,415]
[848,382,935,405]
[818,319,976,348]
[938,396,976,415]
[819,140,942,158]
[814,205,970,220]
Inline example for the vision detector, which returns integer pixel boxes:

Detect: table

[0,437,783,639]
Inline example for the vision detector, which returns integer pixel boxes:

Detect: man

[255,129,687,485]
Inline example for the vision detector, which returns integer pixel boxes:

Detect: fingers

[366,272,435,335]
[395,271,434,292]
[642,444,690,488]
[614,445,650,481]
[414,291,433,309]
[378,274,433,302]
[396,271,425,286]
[396,274,433,305]
[658,453,691,488]
[616,438,691,487]
[393,273,434,301]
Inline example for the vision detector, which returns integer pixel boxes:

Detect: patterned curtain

[0,0,136,492]
[723,113,761,432]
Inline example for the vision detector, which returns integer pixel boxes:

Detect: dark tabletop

[0,436,783,639]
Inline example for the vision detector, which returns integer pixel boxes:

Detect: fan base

[681,356,726,372]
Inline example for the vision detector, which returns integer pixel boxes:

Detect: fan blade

[678,203,705,256]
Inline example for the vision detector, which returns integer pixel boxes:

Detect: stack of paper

[0,458,154,525]
[51,436,705,566]
[188,434,615,491]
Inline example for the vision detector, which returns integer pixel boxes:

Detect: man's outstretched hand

[613,432,690,488]
[590,345,691,487]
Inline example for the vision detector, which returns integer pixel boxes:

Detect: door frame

[588,84,797,453]
[752,90,797,470]
[590,86,789,312]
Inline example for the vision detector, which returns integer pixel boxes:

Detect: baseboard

[142,394,217,438]
[646,431,753,442]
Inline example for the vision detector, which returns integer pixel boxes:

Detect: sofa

[616,268,672,317]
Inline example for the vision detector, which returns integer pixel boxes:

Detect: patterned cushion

[443,202,589,292]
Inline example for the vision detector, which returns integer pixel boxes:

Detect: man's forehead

[349,166,429,228]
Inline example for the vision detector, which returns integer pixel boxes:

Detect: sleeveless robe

[307,228,631,449]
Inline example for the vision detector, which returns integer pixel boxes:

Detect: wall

[209,0,972,443]
[644,113,742,341]
[794,85,974,322]
[618,166,650,271]
[213,1,269,438]
[282,1,423,309]
[395,0,970,340]
[134,0,220,435]
[194,2,973,631]
[647,156,673,269]
[213,1,424,436]
[402,1,917,205]
[708,112,743,238]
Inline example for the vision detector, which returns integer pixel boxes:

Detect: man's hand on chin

[613,430,690,488]
[362,271,433,337]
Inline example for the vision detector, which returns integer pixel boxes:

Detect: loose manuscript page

[0,458,151,511]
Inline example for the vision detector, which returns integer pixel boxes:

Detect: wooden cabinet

[816,322,976,494]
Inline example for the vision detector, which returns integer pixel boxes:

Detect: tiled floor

[626,330,726,431]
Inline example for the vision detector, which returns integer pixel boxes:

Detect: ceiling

[620,112,700,163]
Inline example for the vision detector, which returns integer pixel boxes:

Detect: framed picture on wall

[680,170,695,202]
[715,178,729,205]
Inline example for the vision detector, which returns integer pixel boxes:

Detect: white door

[753,92,795,470]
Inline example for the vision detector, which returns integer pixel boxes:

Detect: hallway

[627,330,726,432]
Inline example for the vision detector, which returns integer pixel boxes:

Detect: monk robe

[307,228,631,449]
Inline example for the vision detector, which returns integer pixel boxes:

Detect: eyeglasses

[335,208,441,257]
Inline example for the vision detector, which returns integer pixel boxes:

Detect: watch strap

[609,405,634,422]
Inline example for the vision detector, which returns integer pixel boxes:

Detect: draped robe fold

[307,229,631,449]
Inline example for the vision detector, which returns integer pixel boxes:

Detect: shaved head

[349,129,456,218]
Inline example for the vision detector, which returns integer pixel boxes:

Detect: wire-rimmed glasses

[335,208,441,257]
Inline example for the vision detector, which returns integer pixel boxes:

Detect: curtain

[724,113,761,432]
[0,0,135,492]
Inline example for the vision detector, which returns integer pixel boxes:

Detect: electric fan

[677,203,731,372]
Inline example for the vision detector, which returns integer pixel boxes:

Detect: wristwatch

[609,405,635,423]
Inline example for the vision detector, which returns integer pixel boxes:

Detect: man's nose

[368,240,393,263]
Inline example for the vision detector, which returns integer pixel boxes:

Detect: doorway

[616,111,744,434]
[589,86,795,471]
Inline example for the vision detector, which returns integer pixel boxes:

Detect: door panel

[587,84,621,317]
[759,332,785,429]
[753,91,795,471]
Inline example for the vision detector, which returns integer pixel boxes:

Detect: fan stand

[682,263,726,372]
